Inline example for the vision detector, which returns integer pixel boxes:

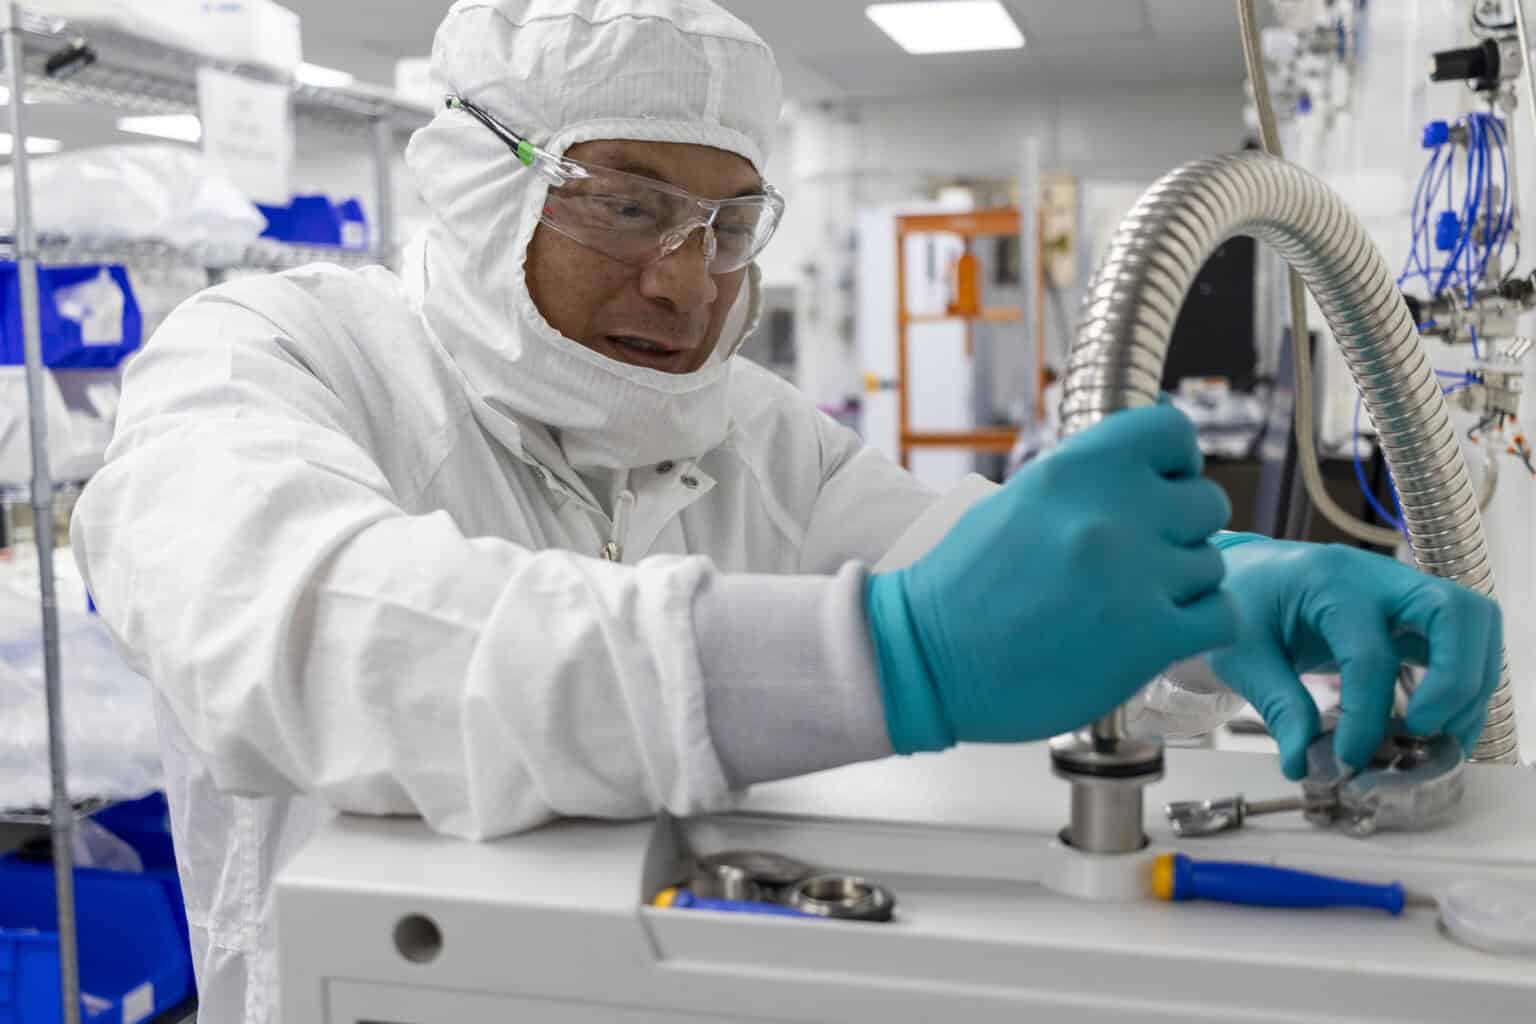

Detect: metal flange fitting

[1302,722,1466,837]
[1051,733,1165,854]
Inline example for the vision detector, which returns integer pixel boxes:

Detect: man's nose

[638,225,719,311]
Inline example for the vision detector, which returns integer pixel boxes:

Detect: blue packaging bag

[259,195,369,249]
[288,195,342,246]
[0,264,141,371]
[255,201,295,242]
[259,195,342,246]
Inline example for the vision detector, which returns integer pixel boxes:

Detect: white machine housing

[278,746,1536,1023]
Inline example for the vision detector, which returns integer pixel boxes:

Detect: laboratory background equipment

[0,5,430,1022]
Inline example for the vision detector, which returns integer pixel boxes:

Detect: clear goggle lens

[538,159,782,274]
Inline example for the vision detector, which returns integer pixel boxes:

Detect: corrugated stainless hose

[1060,151,1519,764]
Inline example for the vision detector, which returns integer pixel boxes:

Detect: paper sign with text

[197,67,293,206]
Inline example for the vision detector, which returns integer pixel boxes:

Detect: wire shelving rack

[0,6,431,1021]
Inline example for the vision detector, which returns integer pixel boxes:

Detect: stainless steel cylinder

[1051,734,1163,854]
[1061,150,1518,764]
[1067,783,1146,854]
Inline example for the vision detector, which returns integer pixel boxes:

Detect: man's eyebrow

[602,157,765,199]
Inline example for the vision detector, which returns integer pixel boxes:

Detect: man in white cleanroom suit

[70,1,1505,1021]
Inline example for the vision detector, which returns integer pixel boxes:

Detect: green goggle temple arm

[445,94,557,175]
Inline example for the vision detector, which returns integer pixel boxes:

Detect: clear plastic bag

[69,818,145,872]
[0,145,265,259]
[1127,657,1248,740]
[0,573,161,812]
[0,367,121,487]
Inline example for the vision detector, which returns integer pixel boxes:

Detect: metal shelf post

[3,3,80,1021]
[371,113,397,264]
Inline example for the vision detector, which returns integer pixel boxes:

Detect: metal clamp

[1301,723,1466,837]
[1164,719,1467,840]
[1165,795,1314,838]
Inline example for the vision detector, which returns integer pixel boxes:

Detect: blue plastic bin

[0,264,141,370]
[88,795,187,951]
[89,795,174,872]
[0,861,193,1024]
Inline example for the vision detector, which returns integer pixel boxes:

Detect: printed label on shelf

[197,67,294,206]
[123,980,155,1023]
[53,269,126,346]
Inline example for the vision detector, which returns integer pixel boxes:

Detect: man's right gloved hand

[865,404,1240,754]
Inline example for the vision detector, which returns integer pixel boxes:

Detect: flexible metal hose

[1237,0,1402,549]
[1060,150,1519,764]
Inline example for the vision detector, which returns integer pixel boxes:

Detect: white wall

[844,85,1244,182]
[289,142,427,250]
[754,119,804,290]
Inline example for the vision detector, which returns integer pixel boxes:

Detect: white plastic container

[172,0,303,74]
[27,0,201,52]
[394,57,442,109]
[31,1,301,72]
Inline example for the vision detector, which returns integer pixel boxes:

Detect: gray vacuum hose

[1060,151,1519,764]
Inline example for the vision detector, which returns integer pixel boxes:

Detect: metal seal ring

[696,850,813,889]
[787,874,896,923]
[689,861,764,902]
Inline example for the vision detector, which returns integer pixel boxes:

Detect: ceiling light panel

[116,114,202,142]
[295,62,355,89]
[0,134,62,155]
[866,1,1026,55]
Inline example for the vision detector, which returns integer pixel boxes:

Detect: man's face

[525,139,762,375]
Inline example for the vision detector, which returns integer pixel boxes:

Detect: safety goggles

[448,95,784,275]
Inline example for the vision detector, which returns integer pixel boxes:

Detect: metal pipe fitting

[1051,732,1164,854]
[1061,150,1517,767]
[1066,777,1150,854]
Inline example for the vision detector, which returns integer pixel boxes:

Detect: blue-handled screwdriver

[653,886,812,917]
[1153,853,1409,915]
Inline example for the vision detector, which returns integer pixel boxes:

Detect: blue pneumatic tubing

[1169,854,1406,915]
[665,889,812,917]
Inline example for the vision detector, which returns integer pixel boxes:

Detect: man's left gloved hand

[1207,534,1503,779]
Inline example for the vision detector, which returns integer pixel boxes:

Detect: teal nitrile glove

[1207,535,1504,779]
[865,404,1240,754]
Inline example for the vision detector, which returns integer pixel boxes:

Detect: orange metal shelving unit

[894,207,1030,468]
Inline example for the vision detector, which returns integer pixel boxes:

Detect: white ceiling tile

[1006,0,1150,39]
[717,0,899,57]
[774,54,848,101]
[1145,0,1249,34]
[798,52,960,96]
[271,0,1248,106]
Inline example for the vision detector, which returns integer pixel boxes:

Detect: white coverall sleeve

[72,290,745,839]
[696,413,942,786]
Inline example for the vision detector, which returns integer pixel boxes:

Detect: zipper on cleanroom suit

[601,488,636,562]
